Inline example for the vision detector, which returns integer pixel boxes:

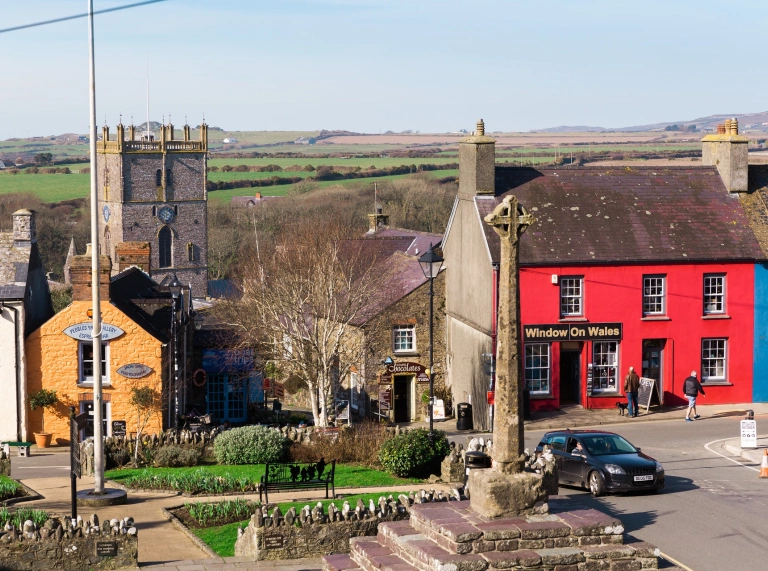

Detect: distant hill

[533,111,768,133]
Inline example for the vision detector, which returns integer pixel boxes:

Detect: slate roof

[109,267,171,342]
[475,166,766,265]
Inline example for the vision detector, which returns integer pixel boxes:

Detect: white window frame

[393,325,416,353]
[560,277,584,317]
[642,275,666,315]
[701,338,727,383]
[703,274,726,315]
[350,371,359,410]
[592,341,619,393]
[524,343,551,395]
[78,341,110,386]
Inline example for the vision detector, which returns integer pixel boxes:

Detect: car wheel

[589,471,605,497]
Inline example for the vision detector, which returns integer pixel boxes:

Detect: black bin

[464,450,491,494]
[456,402,473,430]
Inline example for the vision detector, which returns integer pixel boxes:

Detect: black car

[534,429,665,496]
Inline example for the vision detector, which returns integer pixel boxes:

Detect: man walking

[683,371,705,422]
[624,366,640,418]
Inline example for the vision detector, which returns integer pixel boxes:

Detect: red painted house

[444,120,768,429]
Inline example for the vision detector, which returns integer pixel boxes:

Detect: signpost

[70,406,87,520]
[741,418,757,449]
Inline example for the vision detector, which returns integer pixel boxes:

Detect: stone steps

[349,538,419,571]
[324,554,361,571]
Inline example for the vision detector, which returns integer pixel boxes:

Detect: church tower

[96,119,209,296]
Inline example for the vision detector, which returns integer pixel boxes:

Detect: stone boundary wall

[0,513,138,571]
[235,489,460,561]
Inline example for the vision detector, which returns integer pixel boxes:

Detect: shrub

[155,445,202,467]
[288,421,390,467]
[214,425,287,465]
[378,428,450,478]
[107,447,131,469]
[79,167,90,174]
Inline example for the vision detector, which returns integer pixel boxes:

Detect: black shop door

[560,351,581,404]
[393,376,411,422]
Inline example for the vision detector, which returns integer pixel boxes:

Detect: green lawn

[207,170,312,182]
[190,491,415,557]
[105,463,418,490]
[0,172,90,202]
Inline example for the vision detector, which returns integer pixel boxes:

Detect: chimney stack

[458,118,496,200]
[702,117,748,192]
[115,241,151,273]
[70,243,112,301]
[12,209,36,247]
[367,208,390,233]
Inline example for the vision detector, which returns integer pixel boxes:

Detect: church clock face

[157,206,174,224]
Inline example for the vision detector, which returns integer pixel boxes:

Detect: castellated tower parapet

[96,119,209,296]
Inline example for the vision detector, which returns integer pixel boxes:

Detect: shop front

[376,361,430,423]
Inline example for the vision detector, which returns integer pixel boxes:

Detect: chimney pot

[477,119,485,137]
[731,118,739,135]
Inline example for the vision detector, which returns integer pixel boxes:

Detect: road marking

[703,437,759,473]
[660,551,695,571]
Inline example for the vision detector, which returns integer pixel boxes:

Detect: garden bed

[0,476,40,505]
[105,464,418,496]
[168,491,414,557]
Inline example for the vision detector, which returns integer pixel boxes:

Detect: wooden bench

[3,442,33,457]
[260,459,336,503]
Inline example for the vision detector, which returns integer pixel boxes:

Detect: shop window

[592,341,618,392]
[79,342,109,386]
[704,274,725,314]
[524,343,551,395]
[702,338,727,383]
[560,277,583,316]
[643,275,666,315]
[393,325,416,353]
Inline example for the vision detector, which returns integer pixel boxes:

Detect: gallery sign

[117,363,153,378]
[63,322,125,341]
[523,323,622,342]
[379,361,430,384]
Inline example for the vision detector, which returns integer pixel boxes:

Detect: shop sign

[63,322,124,341]
[379,386,392,410]
[116,363,152,378]
[112,420,127,438]
[379,361,430,384]
[433,399,446,420]
[202,348,254,373]
[523,323,622,342]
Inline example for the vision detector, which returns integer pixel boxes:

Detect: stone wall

[0,514,138,571]
[235,489,457,561]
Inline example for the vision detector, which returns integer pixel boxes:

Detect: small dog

[616,402,628,416]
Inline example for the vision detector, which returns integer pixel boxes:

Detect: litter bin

[523,389,531,420]
[456,403,473,431]
[464,450,491,495]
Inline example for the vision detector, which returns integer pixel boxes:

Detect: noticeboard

[586,364,594,397]
[741,419,757,449]
[379,386,391,411]
[432,399,446,420]
[111,420,127,438]
[96,541,118,557]
[638,377,660,411]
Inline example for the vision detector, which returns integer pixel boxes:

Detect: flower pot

[33,433,52,448]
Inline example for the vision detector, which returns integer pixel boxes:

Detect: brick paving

[138,556,322,570]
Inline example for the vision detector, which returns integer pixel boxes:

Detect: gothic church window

[155,169,162,187]
[165,169,173,186]
[159,226,172,268]
[187,242,195,262]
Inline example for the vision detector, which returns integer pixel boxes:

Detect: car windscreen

[581,435,637,456]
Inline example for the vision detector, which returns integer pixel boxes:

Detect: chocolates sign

[63,322,125,341]
[379,361,430,384]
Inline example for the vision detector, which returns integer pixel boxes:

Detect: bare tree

[129,385,163,465]
[217,221,391,427]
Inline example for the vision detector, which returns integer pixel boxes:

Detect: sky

[1,0,767,138]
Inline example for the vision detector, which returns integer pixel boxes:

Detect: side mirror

[636,447,641,452]
[571,450,583,457]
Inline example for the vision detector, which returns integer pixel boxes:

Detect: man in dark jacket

[683,371,705,422]
[624,366,640,417]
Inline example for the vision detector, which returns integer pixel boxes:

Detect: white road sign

[741,419,757,449]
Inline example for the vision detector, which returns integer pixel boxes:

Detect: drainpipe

[2,302,22,441]
[491,264,499,432]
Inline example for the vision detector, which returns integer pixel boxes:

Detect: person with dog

[624,366,640,418]
[683,370,705,422]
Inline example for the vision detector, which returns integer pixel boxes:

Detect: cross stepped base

[322,497,681,571]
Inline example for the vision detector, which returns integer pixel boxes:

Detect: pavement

[11,401,767,569]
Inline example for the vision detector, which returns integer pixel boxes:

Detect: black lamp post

[168,274,183,429]
[418,243,443,444]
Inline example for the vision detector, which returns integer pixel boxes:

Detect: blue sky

[1,0,766,138]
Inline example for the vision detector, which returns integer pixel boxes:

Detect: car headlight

[604,464,626,475]
[655,462,664,473]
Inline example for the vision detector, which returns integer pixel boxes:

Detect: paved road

[524,413,768,571]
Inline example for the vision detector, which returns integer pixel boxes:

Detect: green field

[208,156,457,169]
[0,172,90,202]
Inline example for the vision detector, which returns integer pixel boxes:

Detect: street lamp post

[418,244,443,445]
[168,274,183,429]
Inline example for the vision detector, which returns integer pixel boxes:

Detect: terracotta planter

[33,433,52,448]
